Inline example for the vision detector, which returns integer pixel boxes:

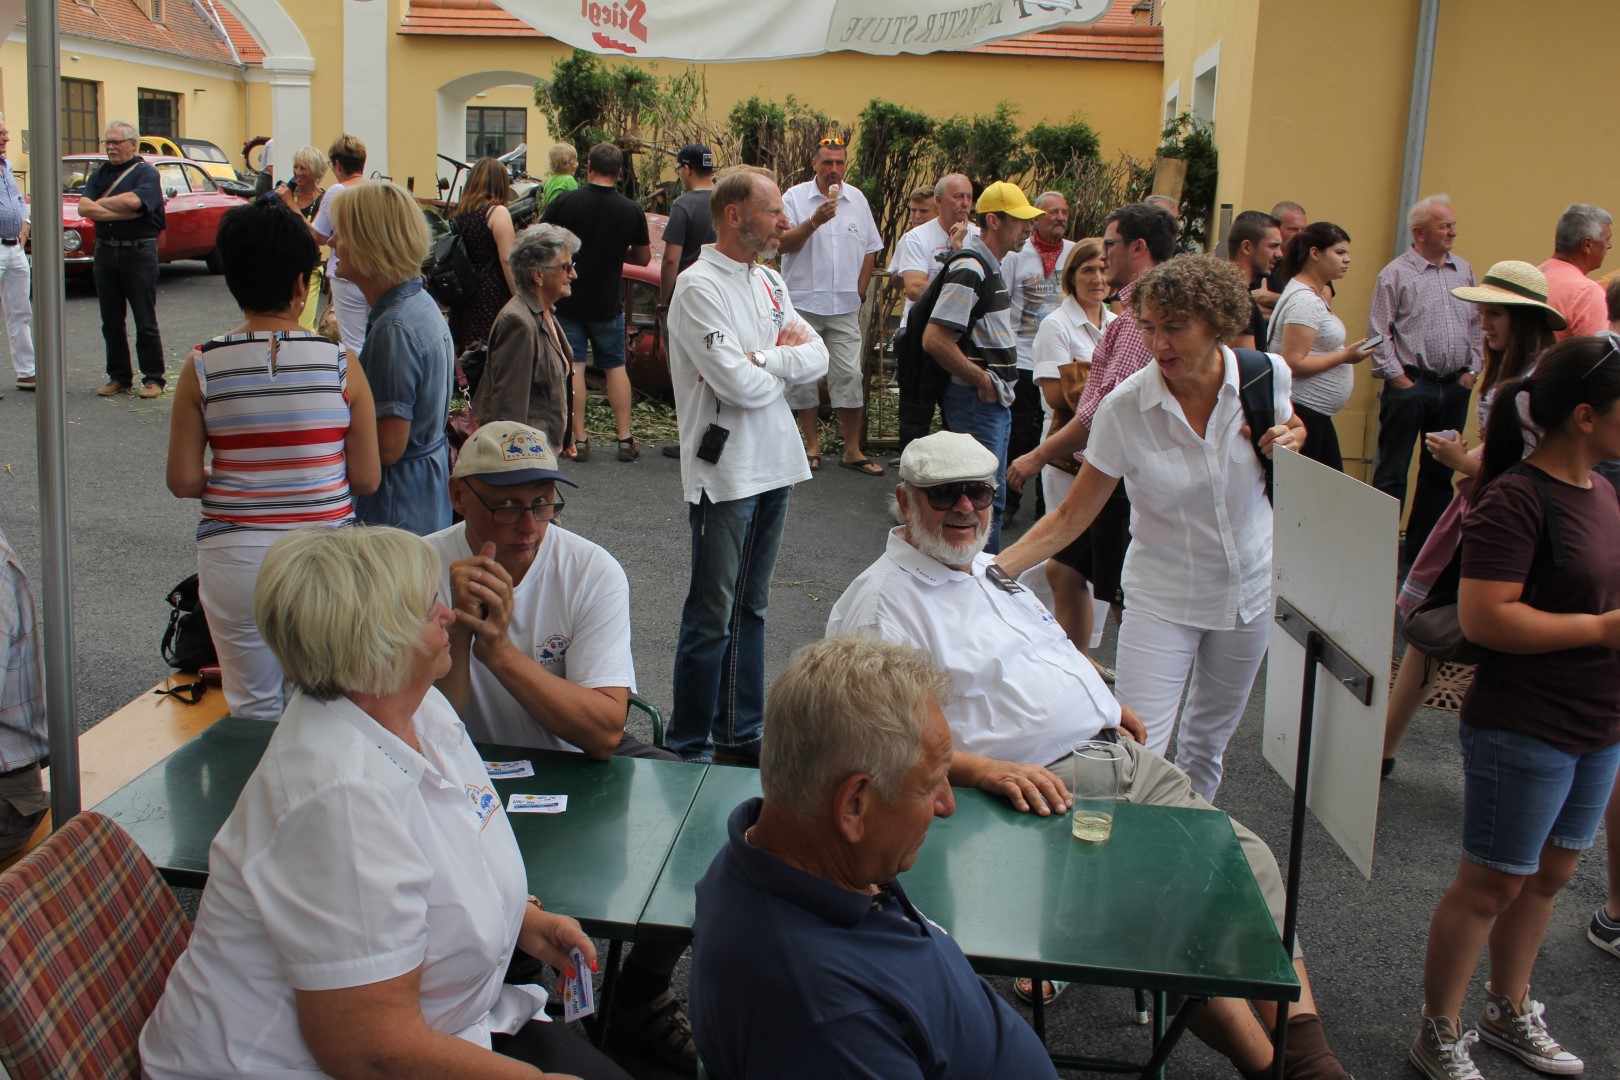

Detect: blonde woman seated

[140,526,632,1080]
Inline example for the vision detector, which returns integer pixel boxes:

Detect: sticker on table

[485,759,536,778]
[507,793,568,813]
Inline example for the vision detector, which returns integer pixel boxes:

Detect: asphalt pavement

[0,262,1613,1079]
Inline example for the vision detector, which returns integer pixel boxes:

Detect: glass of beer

[1069,740,1127,842]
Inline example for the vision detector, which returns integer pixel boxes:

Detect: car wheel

[205,246,223,274]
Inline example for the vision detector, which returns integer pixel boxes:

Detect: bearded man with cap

[826,430,1356,1080]
[425,420,699,1073]
[920,181,1045,553]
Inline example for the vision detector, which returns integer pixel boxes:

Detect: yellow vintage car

[136,135,238,183]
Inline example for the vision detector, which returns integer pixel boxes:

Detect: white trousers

[1114,605,1271,803]
[331,274,370,361]
[0,243,34,377]
[197,541,286,721]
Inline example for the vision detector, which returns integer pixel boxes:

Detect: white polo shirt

[1032,298,1113,502]
[668,246,829,505]
[781,179,884,316]
[426,521,636,752]
[1084,345,1294,630]
[891,218,979,328]
[827,528,1121,768]
[1001,239,1075,371]
[140,690,544,1079]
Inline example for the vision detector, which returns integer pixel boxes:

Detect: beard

[902,499,990,568]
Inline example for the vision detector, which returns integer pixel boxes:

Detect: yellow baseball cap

[975,181,1045,220]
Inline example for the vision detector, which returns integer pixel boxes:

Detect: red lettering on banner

[581,0,649,46]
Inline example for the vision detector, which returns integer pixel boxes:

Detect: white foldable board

[1263,449,1399,878]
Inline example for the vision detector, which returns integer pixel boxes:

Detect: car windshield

[178,140,228,164]
[61,158,106,195]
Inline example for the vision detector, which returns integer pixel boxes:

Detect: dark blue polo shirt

[691,798,1058,1080]
[82,156,165,240]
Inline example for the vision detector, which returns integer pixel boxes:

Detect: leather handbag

[1042,359,1091,475]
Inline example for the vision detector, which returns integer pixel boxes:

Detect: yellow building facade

[1162,0,1620,479]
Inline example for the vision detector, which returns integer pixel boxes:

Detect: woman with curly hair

[995,254,1304,801]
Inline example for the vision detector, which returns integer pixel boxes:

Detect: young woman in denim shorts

[1411,334,1620,1080]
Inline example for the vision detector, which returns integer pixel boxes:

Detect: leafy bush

[849,99,935,254]
[925,102,1028,192]
[1157,113,1218,250]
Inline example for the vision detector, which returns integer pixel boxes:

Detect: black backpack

[1233,347,1276,503]
[423,219,490,307]
[161,574,217,672]
[894,247,999,404]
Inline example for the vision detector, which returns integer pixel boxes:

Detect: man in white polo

[778,138,886,475]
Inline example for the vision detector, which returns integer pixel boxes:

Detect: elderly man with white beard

[825,430,1355,1080]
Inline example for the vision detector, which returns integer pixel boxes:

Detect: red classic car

[58,153,246,275]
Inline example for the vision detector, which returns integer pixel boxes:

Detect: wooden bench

[0,673,229,874]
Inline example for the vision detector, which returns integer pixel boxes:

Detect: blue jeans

[668,487,791,761]
[940,380,1010,553]
[1459,723,1620,875]
[93,239,164,387]
[557,313,627,369]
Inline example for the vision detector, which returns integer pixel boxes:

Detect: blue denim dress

[354,278,453,535]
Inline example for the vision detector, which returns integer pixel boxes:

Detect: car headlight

[62,229,82,253]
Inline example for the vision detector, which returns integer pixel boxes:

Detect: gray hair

[934,172,969,199]
[1407,193,1452,230]
[291,146,328,183]
[104,120,137,141]
[255,526,440,701]
[1145,193,1179,215]
[1270,200,1306,221]
[760,636,955,820]
[510,224,580,287]
[1554,203,1612,253]
[1035,190,1067,209]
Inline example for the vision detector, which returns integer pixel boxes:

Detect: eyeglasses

[464,482,564,525]
[1584,336,1620,379]
[103,138,135,147]
[919,481,996,511]
[1102,238,1126,250]
[153,680,206,705]
[818,137,846,148]
[543,261,576,274]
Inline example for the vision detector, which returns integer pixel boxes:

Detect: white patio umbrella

[493,0,1110,60]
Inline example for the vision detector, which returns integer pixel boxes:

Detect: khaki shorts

[0,762,49,861]
[784,310,866,412]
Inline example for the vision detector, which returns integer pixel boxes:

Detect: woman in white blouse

[995,255,1303,802]
[1266,221,1374,471]
[1030,238,1115,664]
[140,526,631,1080]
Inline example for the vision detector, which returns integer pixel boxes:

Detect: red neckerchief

[1031,231,1065,278]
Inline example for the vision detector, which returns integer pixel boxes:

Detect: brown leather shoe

[138,383,163,399]
[96,381,131,396]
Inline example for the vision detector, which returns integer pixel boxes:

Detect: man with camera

[664,167,828,764]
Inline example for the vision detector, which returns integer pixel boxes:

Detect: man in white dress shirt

[778,139,886,474]
[890,173,976,452]
[666,167,829,766]
[826,431,1353,1080]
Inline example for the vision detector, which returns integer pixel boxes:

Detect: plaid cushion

[0,812,191,1080]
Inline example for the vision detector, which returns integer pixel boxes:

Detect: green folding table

[637,764,1299,1078]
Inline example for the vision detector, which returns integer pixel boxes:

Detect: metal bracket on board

[1273,596,1375,706]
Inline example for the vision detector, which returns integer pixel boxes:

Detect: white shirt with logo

[827,528,1121,768]
[426,521,636,752]
[780,179,884,316]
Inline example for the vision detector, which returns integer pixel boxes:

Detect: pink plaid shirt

[1366,246,1482,380]
[1076,280,1154,436]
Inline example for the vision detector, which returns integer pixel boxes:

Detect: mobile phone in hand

[1361,333,1384,352]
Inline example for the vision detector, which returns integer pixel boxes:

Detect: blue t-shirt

[354,278,452,536]
[83,156,165,240]
[691,798,1059,1080]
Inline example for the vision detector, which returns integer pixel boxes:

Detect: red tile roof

[204,1,267,65]
[400,0,1162,61]
[38,0,248,68]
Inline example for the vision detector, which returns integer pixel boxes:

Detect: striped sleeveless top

[195,331,356,541]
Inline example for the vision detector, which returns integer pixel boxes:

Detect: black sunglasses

[920,482,996,511]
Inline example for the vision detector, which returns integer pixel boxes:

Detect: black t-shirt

[83,156,166,240]
[1245,274,1267,345]
[1461,465,1620,752]
[664,189,714,274]
[540,183,650,322]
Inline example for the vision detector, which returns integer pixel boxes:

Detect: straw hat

[1450,260,1569,330]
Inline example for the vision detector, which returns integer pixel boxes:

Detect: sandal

[574,438,589,462]
[1014,978,1070,1006]
[807,454,821,472]
[618,437,640,462]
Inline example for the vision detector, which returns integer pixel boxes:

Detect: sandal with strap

[618,437,640,462]
[1014,977,1071,1006]
[574,438,590,463]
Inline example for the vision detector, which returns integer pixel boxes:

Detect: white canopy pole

[26,0,81,825]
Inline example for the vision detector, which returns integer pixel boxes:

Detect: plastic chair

[0,812,192,1079]
[629,692,666,748]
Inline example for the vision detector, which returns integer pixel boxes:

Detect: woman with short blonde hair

[330,181,454,535]
[140,526,634,1080]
